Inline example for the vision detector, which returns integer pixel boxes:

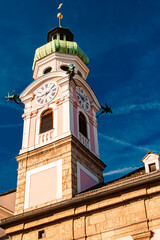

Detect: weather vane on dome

[57,3,63,27]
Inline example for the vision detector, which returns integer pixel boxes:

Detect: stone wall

[5,180,160,240]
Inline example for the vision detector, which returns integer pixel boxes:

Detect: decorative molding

[30,109,38,117]
[73,101,78,109]
[20,131,72,154]
[20,73,64,99]
[55,98,63,105]
[21,114,31,150]
[88,116,94,125]
[20,93,35,104]
[132,230,152,240]
[93,123,99,156]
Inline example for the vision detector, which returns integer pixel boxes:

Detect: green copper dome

[32,27,89,70]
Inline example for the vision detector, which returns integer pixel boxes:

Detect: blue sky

[1,0,160,192]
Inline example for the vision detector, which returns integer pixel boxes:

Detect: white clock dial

[35,82,58,105]
[76,86,90,111]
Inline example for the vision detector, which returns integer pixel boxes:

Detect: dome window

[43,67,52,74]
[60,65,69,71]
[77,71,82,77]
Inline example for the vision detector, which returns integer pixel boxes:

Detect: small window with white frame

[142,152,160,173]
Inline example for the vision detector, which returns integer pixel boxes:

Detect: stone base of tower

[15,135,105,214]
[2,170,160,240]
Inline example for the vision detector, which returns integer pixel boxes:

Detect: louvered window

[79,112,87,138]
[40,109,53,133]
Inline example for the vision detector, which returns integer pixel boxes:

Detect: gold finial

[57,13,63,27]
[57,3,63,27]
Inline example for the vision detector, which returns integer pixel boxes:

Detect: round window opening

[77,71,82,77]
[43,67,52,74]
[60,65,69,71]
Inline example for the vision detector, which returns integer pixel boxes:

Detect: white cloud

[103,166,142,176]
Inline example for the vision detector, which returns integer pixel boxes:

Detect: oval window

[60,65,69,71]
[43,67,52,74]
[77,71,82,77]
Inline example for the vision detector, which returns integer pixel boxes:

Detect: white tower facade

[14,27,105,214]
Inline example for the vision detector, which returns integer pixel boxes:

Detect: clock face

[76,86,90,111]
[35,82,58,105]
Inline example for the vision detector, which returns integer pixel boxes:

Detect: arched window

[40,109,53,134]
[79,112,87,138]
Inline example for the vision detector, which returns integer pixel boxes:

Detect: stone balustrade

[38,129,54,145]
[78,132,89,149]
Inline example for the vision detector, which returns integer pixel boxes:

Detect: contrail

[103,166,142,176]
[113,102,160,115]
[99,133,158,153]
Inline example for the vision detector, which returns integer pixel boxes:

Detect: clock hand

[37,84,56,97]
[38,93,47,97]
[38,89,50,97]
[77,93,86,102]
[50,85,54,90]
[44,85,56,95]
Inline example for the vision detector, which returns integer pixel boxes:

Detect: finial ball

[57,13,63,19]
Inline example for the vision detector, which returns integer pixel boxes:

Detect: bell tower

[15,25,106,214]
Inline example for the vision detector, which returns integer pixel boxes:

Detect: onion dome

[32,27,89,70]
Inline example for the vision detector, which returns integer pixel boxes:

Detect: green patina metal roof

[32,39,89,70]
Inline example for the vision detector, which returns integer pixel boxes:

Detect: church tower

[15,23,106,214]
